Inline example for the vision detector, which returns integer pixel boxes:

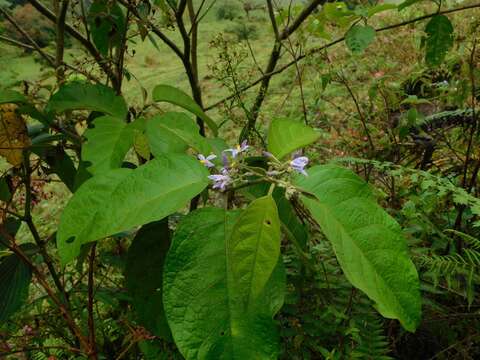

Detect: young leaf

[57,153,209,264]
[145,112,210,156]
[0,104,30,167]
[228,195,281,307]
[46,82,128,119]
[295,165,421,331]
[424,15,454,67]
[125,220,172,340]
[82,116,135,176]
[152,85,218,136]
[345,25,376,54]
[267,118,320,160]
[88,0,126,56]
[163,208,285,359]
[0,244,33,321]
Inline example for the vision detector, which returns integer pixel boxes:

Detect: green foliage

[267,118,320,160]
[46,82,128,119]
[345,25,376,54]
[152,85,218,136]
[125,219,172,340]
[145,112,210,155]
[163,207,285,359]
[295,165,422,331]
[225,22,258,41]
[424,15,454,67]
[81,116,135,175]
[88,0,126,56]
[228,195,281,305]
[2,1,479,358]
[216,1,241,20]
[0,244,33,322]
[57,153,209,264]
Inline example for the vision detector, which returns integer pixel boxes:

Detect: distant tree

[1,3,55,47]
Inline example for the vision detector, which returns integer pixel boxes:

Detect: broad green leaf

[424,15,454,67]
[126,220,172,340]
[267,118,320,160]
[295,165,421,331]
[345,25,376,54]
[163,207,285,359]
[88,0,126,56]
[323,2,355,24]
[0,89,26,104]
[82,116,135,175]
[146,112,210,156]
[244,183,309,249]
[57,153,209,264]
[228,195,281,306]
[0,244,33,321]
[46,82,128,119]
[152,85,218,136]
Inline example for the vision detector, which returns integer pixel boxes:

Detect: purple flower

[224,140,249,158]
[208,173,231,191]
[290,156,309,176]
[263,151,274,158]
[198,153,216,168]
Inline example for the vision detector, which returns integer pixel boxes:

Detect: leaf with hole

[163,207,285,359]
[228,195,281,306]
[57,153,209,264]
[81,116,135,176]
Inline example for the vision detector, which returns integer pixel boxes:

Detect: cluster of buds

[197,141,309,192]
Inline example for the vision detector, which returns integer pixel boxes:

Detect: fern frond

[349,317,393,360]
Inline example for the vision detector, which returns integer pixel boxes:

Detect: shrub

[215,1,241,20]
[225,22,258,41]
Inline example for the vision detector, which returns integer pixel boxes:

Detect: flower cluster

[197,141,309,192]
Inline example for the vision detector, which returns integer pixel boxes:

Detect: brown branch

[87,243,98,359]
[0,34,35,51]
[27,0,119,88]
[55,0,70,83]
[0,227,91,355]
[0,7,55,67]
